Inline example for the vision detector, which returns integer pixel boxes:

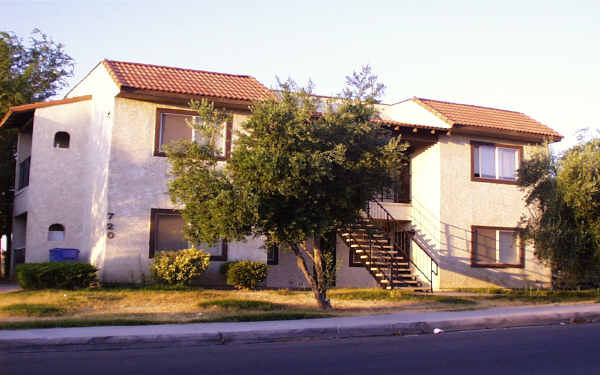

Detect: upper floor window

[148,208,228,261]
[54,132,70,148]
[48,223,65,241]
[154,108,230,158]
[471,141,522,184]
[18,157,31,190]
[471,226,524,268]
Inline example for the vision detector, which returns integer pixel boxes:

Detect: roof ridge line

[416,97,525,115]
[103,59,254,79]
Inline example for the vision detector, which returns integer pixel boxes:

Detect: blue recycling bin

[49,248,80,262]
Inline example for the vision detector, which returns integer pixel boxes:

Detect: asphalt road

[2,323,600,375]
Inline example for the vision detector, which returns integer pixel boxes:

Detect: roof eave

[452,124,563,143]
[0,95,92,129]
[117,87,259,111]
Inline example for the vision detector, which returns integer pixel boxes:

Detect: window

[18,157,30,190]
[54,132,70,148]
[471,142,522,183]
[471,226,524,268]
[149,208,227,260]
[267,243,279,265]
[48,224,65,241]
[154,108,231,158]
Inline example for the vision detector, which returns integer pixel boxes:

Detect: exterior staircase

[339,217,422,290]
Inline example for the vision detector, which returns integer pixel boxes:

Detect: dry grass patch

[2,286,596,330]
[198,299,285,311]
[1,303,67,317]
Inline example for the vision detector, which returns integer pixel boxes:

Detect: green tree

[518,135,600,288]
[167,66,407,309]
[0,29,74,276]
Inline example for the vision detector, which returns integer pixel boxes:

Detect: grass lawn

[1,286,598,330]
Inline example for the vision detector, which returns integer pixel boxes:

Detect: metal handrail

[367,199,439,292]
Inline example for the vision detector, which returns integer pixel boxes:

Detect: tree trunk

[290,239,332,310]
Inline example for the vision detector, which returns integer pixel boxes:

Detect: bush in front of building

[225,261,268,290]
[150,248,210,285]
[16,262,98,289]
[219,261,236,279]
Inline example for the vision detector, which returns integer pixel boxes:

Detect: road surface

[2,323,599,374]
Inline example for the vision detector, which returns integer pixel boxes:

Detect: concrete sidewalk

[2,303,600,351]
[0,282,20,294]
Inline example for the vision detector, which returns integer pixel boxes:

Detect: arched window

[48,224,65,241]
[53,132,70,148]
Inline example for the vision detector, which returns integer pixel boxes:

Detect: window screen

[472,227,522,267]
[155,213,188,252]
[473,228,496,264]
[498,148,517,180]
[499,231,519,264]
[159,113,194,150]
[479,145,496,179]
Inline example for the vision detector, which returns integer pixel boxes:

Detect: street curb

[2,310,600,351]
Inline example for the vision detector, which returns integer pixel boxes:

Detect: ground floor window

[267,243,279,265]
[149,208,227,260]
[471,226,524,268]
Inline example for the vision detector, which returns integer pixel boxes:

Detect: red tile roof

[102,60,275,102]
[0,96,92,128]
[413,97,562,140]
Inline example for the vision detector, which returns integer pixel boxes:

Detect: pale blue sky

[2,0,599,151]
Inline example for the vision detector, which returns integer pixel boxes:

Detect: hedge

[225,261,268,290]
[16,262,98,290]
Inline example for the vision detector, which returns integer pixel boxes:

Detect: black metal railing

[342,222,393,288]
[367,199,439,292]
[18,157,31,190]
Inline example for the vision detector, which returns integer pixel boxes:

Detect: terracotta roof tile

[0,96,92,128]
[414,97,562,140]
[102,60,275,102]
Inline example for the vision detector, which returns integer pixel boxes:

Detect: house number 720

[107,212,115,239]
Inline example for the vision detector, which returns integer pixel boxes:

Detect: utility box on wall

[49,248,80,262]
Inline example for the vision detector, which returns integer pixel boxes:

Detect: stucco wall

[266,235,378,289]
[101,98,265,283]
[407,135,550,289]
[334,236,379,288]
[435,134,550,288]
[65,63,119,276]
[266,246,312,289]
[22,100,93,263]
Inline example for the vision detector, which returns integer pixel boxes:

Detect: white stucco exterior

[7,62,553,289]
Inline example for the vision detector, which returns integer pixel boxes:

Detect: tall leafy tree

[518,135,600,288]
[0,29,73,276]
[167,66,407,309]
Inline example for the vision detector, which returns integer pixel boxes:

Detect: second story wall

[102,97,252,282]
[24,100,92,262]
[435,134,550,288]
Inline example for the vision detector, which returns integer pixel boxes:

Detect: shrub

[226,261,268,290]
[150,248,210,285]
[16,262,98,290]
[219,261,237,279]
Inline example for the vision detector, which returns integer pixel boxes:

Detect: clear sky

[2,0,599,151]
